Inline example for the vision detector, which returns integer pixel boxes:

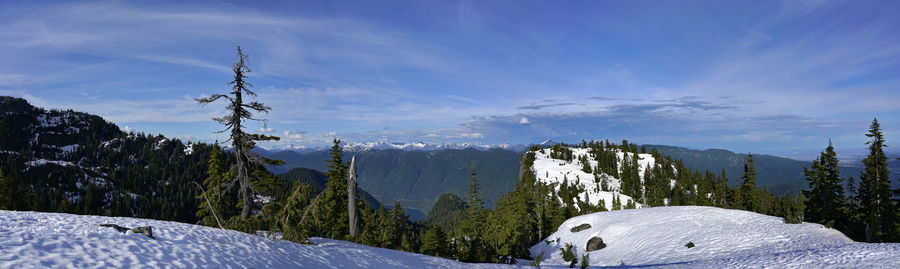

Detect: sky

[1,0,899,159]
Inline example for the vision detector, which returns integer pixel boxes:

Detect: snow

[0,210,515,268]
[530,206,900,268]
[532,147,660,210]
[25,159,75,167]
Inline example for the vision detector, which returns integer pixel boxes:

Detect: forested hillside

[0,96,213,222]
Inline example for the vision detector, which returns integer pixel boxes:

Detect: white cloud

[257,127,275,133]
[519,117,530,124]
[282,130,304,140]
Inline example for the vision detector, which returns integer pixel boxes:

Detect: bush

[685,241,695,248]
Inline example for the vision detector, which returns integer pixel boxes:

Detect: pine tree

[740,154,759,212]
[0,169,15,210]
[319,139,349,240]
[456,170,489,262]
[420,226,449,258]
[196,46,280,219]
[196,145,235,227]
[276,181,318,243]
[857,119,897,242]
[803,141,847,228]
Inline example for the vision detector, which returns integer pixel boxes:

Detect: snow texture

[530,206,900,268]
[532,147,664,210]
[0,210,515,269]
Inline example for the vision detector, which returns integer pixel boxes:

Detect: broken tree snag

[99,224,156,239]
[347,155,359,236]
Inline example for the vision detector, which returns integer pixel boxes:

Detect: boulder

[570,223,592,233]
[586,236,606,251]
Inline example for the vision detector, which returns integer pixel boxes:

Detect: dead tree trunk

[347,155,359,236]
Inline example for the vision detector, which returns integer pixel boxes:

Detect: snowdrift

[530,206,900,268]
[0,210,510,269]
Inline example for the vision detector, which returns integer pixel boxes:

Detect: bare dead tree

[347,155,359,236]
[196,45,279,220]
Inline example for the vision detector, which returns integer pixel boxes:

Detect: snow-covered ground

[0,210,513,269]
[532,147,661,210]
[530,206,900,268]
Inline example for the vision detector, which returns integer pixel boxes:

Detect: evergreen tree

[276,181,318,243]
[196,46,279,219]
[803,141,847,228]
[857,119,897,242]
[319,139,350,240]
[456,170,489,262]
[740,154,759,211]
[0,169,14,210]
[196,145,235,227]
[420,226,450,258]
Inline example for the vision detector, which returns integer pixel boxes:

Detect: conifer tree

[740,154,759,211]
[0,169,14,210]
[196,145,235,227]
[319,139,349,240]
[420,226,450,258]
[803,141,847,228]
[456,170,489,262]
[196,46,279,219]
[857,119,897,242]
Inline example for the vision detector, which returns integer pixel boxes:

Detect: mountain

[262,141,529,153]
[264,143,843,214]
[275,167,394,217]
[644,145,869,195]
[262,148,522,214]
[0,96,213,222]
[530,206,900,267]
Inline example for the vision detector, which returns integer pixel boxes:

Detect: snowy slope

[0,210,514,269]
[531,147,662,210]
[530,206,900,268]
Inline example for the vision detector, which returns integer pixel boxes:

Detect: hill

[0,210,509,268]
[531,206,900,267]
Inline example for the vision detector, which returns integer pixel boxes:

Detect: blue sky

[1,0,899,159]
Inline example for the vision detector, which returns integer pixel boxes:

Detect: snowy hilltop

[530,143,672,211]
[0,210,513,269]
[530,206,900,267]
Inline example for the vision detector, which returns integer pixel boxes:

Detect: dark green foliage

[318,139,350,240]
[580,253,590,269]
[685,241,695,248]
[196,145,238,227]
[420,226,450,258]
[559,242,576,267]
[740,154,760,212]
[857,119,898,242]
[421,193,467,231]
[803,141,848,228]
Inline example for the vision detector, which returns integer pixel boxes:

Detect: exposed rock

[99,224,155,239]
[586,236,606,251]
[570,223,591,233]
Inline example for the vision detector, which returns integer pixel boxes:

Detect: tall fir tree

[456,170,490,262]
[857,119,897,242]
[196,144,236,227]
[196,46,279,219]
[803,141,847,228]
[420,226,450,258]
[740,154,759,212]
[319,139,349,240]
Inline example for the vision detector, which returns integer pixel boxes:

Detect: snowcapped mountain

[0,210,510,269]
[263,141,530,153]
[530,206,900,267]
